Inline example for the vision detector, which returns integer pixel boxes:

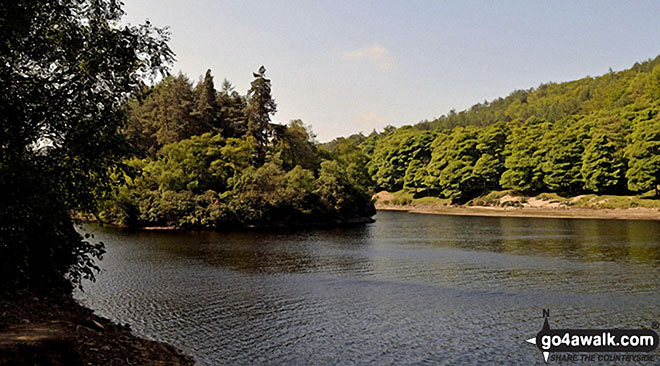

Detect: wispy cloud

[343,44,397,70]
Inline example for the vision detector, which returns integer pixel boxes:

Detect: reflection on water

[76,211,660,365]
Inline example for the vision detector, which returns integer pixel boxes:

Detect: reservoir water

[76,211,660,365]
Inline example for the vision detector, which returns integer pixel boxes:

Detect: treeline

[334,56,660,202]
[416,56,660,130]
[101,67,375,228]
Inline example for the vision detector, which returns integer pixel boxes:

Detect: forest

[98,67,375,229]
[104,55,660,231]
[335,56,660,203]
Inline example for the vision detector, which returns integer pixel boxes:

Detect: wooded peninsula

[97,66,375,229]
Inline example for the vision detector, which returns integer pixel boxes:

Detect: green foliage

[541,118,588,193]
[403,159,429,195]
[581,133,624,193]
[271,120,320,171]
[426,127,481,200]
[362,56,660,202]
[316,160,374,219]
[125,75,206,155]
[413,56,660,131]
[1,0,173,290]
[421,125,506,201]
[499,117,549,193]
[102,61,376,229]
[102,130,375,228]
[367,127,436,191]
[625,114,660,194]
[245,66,277,165]
[195,69,221,131]
[322,136,374,194]
[473,123,507,191]
[218,79,248,137]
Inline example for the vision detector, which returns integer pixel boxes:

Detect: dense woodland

[99,67,375,228]
[328,56,660,202]
[105,55,660,232]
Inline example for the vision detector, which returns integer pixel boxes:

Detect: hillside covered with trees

[99,67,375,229]
[342,56,660,203]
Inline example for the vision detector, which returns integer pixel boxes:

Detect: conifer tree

[500,117,548,193]
[581,133,624,193]
[244,66,277,165]
[473,123,507,191]
[542,120,586,193]
[196,69,220,131]
[625,117,660,195]
[125,74,201,155]
[426,127,480,200]
[219,79,248,137]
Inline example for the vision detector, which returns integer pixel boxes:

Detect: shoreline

[0,290,193,366]
[376,204,660,221]
[79,216,375,232]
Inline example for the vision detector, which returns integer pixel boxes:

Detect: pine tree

[244,66,277,165]
[403,159,429,195]
[581,133,623,193]
[500,117,548,193]
[196,69,220,132]
[125,74,202,154]
[426,127,480,200]
[625,116,660,195]
[473,123,507,190]
[542,121,586,193]
[218,79,248,137]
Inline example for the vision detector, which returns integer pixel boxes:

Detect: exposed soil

[0,290,193,366]
[374,191,660,221]
[375,203,660,221]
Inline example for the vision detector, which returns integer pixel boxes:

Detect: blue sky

[122,1,660,141]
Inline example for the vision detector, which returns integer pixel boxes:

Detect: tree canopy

[333,56,660,202]
[99,68,375,229]
[1,0,173,290]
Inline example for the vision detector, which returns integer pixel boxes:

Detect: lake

[76,211,660,365]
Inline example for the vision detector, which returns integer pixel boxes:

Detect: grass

[566,193,660,209]
[535,191,660,209]
[468,190,511,206]
[382,190,451,206]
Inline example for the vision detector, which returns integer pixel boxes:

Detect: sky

[122,1,660,142]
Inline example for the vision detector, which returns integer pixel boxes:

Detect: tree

[367,127,435,191]
[244,66,277,165]
[270,120,320,171]
[326,136,374,193]
[125,74,202,154]
[473,123,507,191]
[581,133,624,193]
[403,159,429,195]
[195,69,221,132]
[218,79,248,137]
[0,0,173,290]
[542,118,587,193]
[500,117,548,193]
[625,116,660,195]
[315,160,374,219]
[426,127,481,200]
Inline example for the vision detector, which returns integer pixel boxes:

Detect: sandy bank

[375,204,660,221]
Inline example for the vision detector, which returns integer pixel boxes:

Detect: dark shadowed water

[76,211,660,365]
